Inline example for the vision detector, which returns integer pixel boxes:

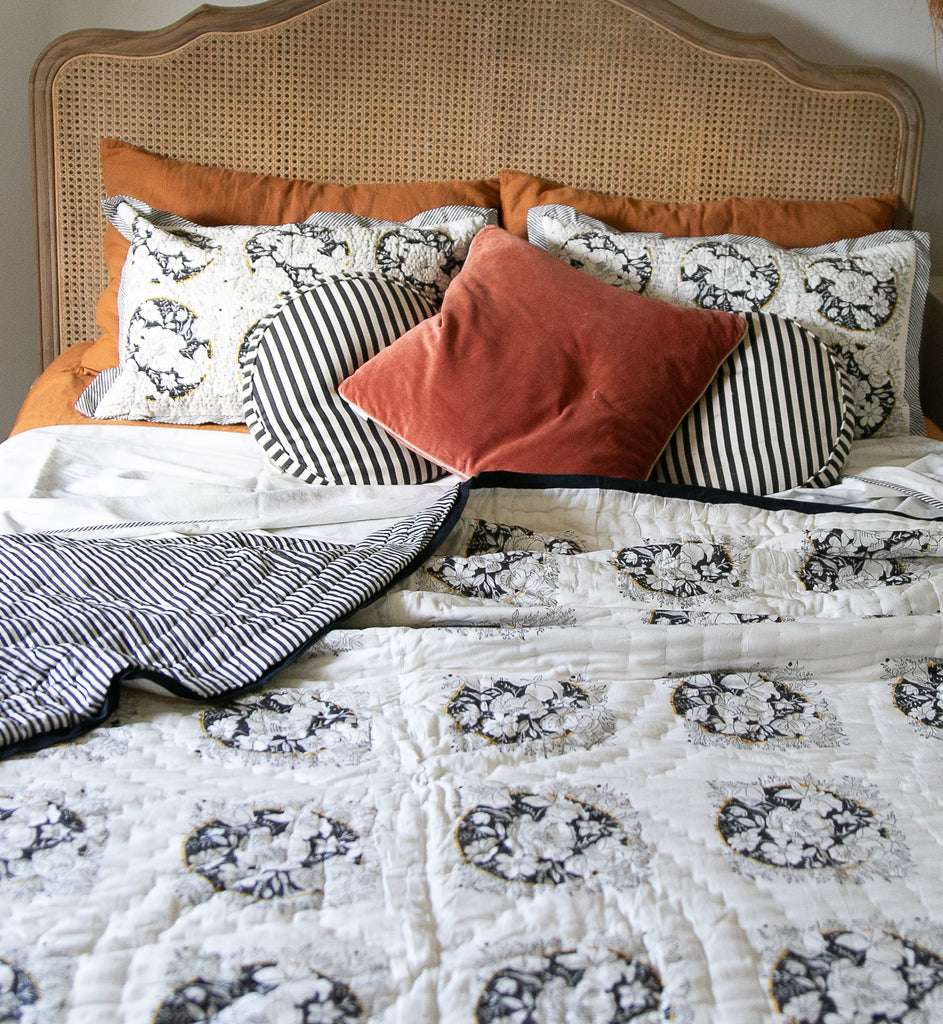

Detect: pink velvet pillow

[339,227,746,480]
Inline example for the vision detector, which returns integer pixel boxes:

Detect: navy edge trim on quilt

[468,470,943,522]
[0,482,470,760]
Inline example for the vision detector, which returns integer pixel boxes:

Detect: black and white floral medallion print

[0,793,107,898]
[803,253,901,437]
[0,958,39,1022]
[668,670,841,748]
[804,255,899,332]
[610,541,739,604]
[373,227,463,304]
[153,961,364,1023]
[713,778,908,882]
[465,519,584,557]
[184,805,362,901]
[130,218,220,282]
[200,689,368,763]
[557,232,654,292]
[797,528,929,593]
[890,660,943,738]
[475,947,666,1024]
[770,928,943,1024]
[455,788,647,890]
[678,241,780,311]
[426,551,559,606]
[828,339,897,438]
[445,674,614,754]
[125,298,211,399]
[244,224,352,289]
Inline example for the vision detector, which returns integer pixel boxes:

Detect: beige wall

[0,0,939,438]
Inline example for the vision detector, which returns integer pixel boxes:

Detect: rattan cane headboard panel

[31,0,923,368]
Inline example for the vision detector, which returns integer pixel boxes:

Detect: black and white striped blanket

[0,484,463,755]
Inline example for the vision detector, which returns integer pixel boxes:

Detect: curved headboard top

[31,0,924,367]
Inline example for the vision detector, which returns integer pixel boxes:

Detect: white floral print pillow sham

[528,204,930,439]
[79,197,496,424]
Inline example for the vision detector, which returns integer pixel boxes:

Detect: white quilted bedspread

[1,426,943,1023]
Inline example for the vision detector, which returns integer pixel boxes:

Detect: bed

[3,0,943,1020]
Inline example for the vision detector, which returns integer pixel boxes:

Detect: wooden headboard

[31,0,924,371]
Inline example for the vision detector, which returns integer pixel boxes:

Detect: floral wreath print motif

[475,947,667,1024]
[445,674,614,752]
[714,778,907,881]
[0,795,106,895]
[183,805,362,901]
[557,231,654,292]
[126,298,211,399]
[892,660,943,737]
[804,254,899,332]
[678,241,780,311]
[129,216,220,282]
[153,961,364,1024]
[610,540,738,602]
[770,928,943,1024]
[244,224,352,289]
[829,337,897,438]
[797,528,928,593]
[456,790,639,888]
[0,958,40,1020]
[373,227,462,304]
[669,670,838,748]
[426,550,559,606]
[465,519,584,557]
[200,689,364,758]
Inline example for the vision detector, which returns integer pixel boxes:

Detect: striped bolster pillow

[242,274,443,485]
[651,312,855,496]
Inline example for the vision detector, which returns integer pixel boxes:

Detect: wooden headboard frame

[31,0,924,372]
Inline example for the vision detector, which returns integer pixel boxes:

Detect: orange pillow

[339,227,746,480]
[84,139,500,370]
[499,169,898,246]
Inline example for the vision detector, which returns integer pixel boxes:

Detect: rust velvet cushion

[338,227,746,480]
[498,170,898,247]
[83,139,500,371]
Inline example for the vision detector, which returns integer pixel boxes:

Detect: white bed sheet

[3,425,943,533]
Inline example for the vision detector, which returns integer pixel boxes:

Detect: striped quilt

[0,486,463,755]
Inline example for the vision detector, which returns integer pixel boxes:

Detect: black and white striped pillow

[243,274,443,485]
[651,312,855,495]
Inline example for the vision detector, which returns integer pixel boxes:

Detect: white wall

[0,0,940,438]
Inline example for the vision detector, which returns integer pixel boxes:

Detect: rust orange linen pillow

[499,169,898,246]
[83,139,501,371]
[338,227,746,480]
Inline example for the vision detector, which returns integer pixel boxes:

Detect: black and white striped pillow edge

[242,274,443,486]
[652,312,856,496]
